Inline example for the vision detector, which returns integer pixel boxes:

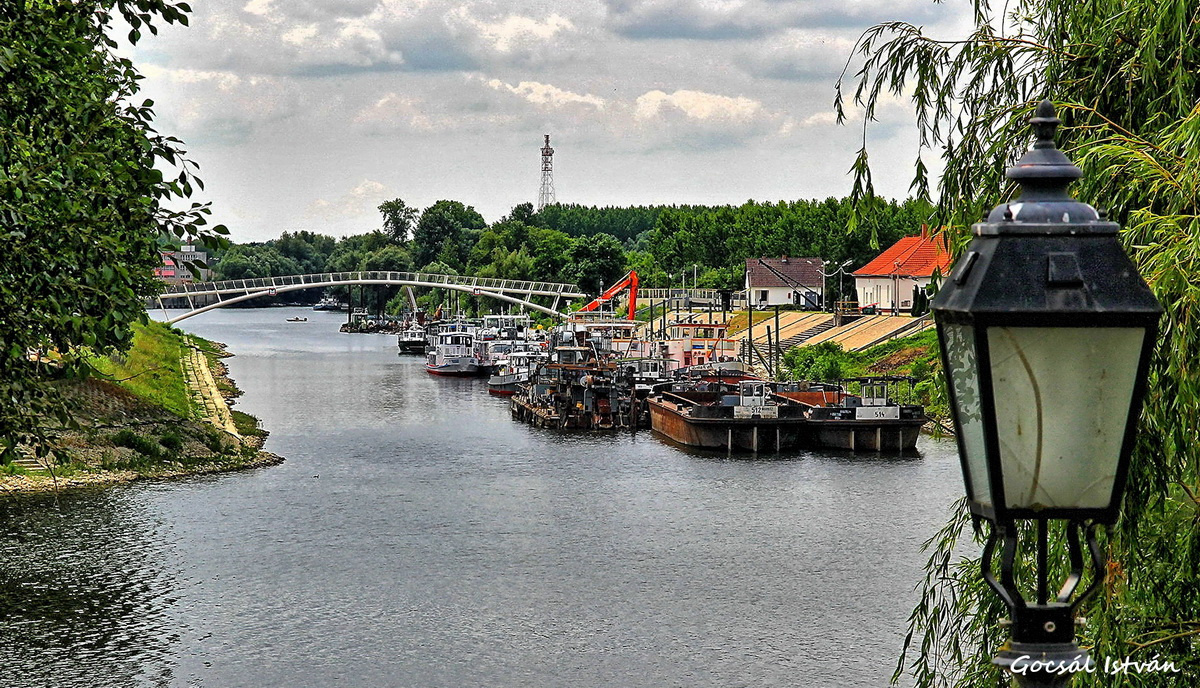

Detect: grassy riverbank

[0,320,281,495]
[782,328,949,422]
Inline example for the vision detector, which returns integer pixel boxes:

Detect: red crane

[579,271,638,317]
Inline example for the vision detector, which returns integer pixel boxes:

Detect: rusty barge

[648,378,925,453]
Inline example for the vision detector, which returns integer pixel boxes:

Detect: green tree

[564,233,626,295]
[377,198,418,243]
[781,342,852,382]
[1,0,222,464]
[527,226,573,282]
[838,1,1200,685]
[214,244,301,280]
[275,230,336,274]
[412,200,485,270]
[504,202,536,225]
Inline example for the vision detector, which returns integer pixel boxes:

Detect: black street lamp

[931,100,1162,687]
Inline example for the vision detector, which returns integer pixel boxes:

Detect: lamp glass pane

[942,323,991,505]
[987,327,1144,511]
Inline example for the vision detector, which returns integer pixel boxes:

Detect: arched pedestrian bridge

[155,271,588,323]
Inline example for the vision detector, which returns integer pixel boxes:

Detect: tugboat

[312,295,345,311]
[510,345,634,429]
[397,321,428,354]
[474,314,536,374]
[425,321,479,376]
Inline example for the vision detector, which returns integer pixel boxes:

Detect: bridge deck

[158,271,586,299]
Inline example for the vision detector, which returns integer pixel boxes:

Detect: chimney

[919,225,929,240]
[781,254,789,264]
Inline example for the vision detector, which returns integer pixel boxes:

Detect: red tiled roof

[745,257,823,288]
[852,231,953,278]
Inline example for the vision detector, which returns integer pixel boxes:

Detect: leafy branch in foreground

[1,0,226,465]
[837,1,1200,685]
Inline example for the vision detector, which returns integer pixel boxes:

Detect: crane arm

[580,270,639,315]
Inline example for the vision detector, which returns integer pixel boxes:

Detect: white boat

[397,323,427,354]
[487,351,547,396]
[312,296,345,311]
[425,323,480,376]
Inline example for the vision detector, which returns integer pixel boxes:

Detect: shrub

[782,341,855,382]
[111,429,159,457]
[158,432,183,452]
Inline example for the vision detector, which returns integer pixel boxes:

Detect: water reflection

[0,489,182,687]
[0,307,963,687]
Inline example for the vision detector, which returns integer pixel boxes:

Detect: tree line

[207,196,933,313]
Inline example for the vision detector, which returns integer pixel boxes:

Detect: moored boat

[312,296,345,311]
[786,376,925,451]
[488,351,547,396]
[510,345,635,429]
[425,328,479,376]
[397,322,427,354]
[648,380,808,452]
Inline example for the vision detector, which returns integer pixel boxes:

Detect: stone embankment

[1,331,282,496]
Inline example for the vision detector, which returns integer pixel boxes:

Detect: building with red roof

[852,227,953,314]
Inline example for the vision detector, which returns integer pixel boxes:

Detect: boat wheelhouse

[425,327,479,376]
[487,350,548,396]
[655,320,739,370]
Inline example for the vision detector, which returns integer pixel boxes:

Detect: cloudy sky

[125,0,973,243]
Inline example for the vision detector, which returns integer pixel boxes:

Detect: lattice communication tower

[537,134,556,210]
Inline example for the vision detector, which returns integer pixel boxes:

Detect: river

[0,307,963,687]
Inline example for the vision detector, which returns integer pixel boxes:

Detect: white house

[851,228,953,314]
[744,257,823,308]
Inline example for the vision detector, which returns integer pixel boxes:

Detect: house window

[757,290,768,303]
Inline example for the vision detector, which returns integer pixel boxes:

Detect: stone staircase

[181,337,239,436]
[776,316,835,352]
[11,454,45,471]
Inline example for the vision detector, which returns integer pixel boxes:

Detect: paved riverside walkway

[181,338,239,436]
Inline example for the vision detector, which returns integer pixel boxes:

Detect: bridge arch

[157,275,583,323]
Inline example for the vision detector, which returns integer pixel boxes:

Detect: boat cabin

[551,346,595,366]
[657,321,738,368]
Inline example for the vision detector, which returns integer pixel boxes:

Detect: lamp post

[821,259,853,312]
[931,100,1162,687]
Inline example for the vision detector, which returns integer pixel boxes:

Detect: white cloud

[354,93,438,131]
[469,13,575,52]
[242,0,273,17]
[486,78,606,110]
[281,23,319,46]
[634,89,762,121]
[307,179,391,220]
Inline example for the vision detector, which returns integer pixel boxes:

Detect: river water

[0,307,963,687]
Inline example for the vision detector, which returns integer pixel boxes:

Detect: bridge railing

[638,289,748,308]
[158,271,587,299]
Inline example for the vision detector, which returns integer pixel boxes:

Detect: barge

[649,380,807,451]
[649,377,926,453]
[789,377,925,451]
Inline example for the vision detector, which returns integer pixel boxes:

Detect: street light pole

[821,259,853,313]
[931,100,1161,687]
